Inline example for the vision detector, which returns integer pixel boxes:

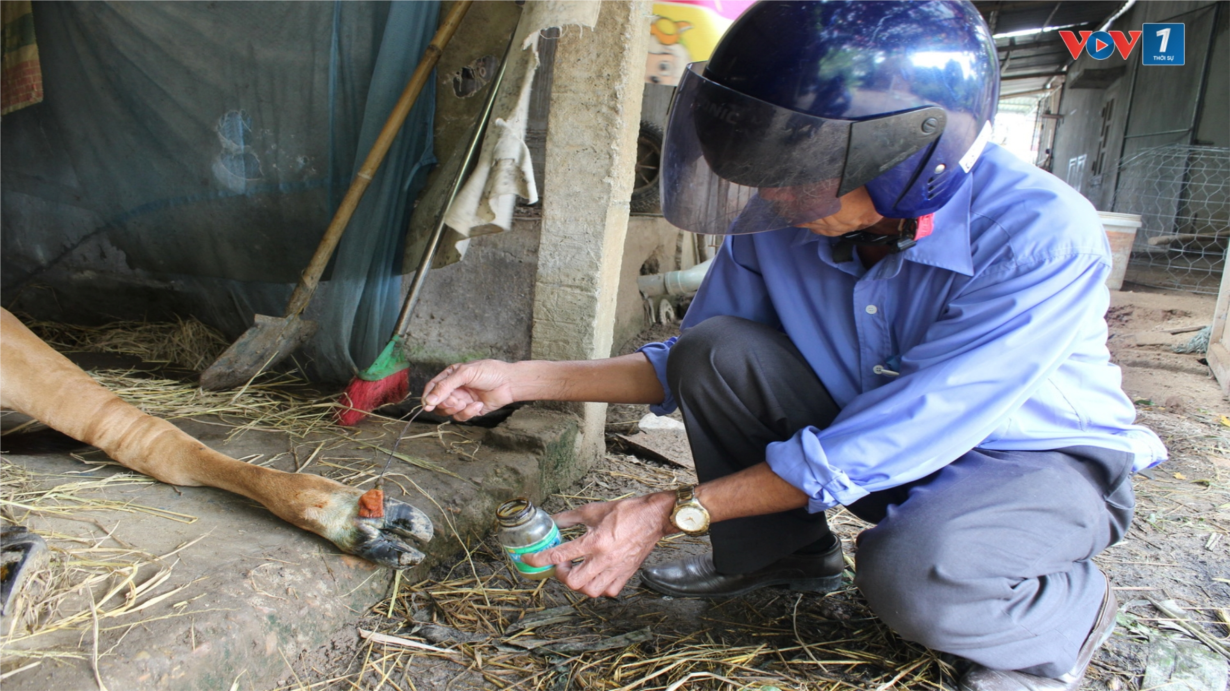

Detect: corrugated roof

[972,1,1132,96]
[978,1,1119,36]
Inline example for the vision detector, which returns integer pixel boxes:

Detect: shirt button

[873,365,884,375]
[865,305,878,314]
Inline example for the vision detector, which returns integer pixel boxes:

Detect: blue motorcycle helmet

[661,0,999,236]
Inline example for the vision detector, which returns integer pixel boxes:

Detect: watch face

[675,506,707,532]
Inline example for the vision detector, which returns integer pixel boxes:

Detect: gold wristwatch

[670,485,711,536]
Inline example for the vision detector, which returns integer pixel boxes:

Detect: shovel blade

[1,526,48,616]
[199,314,318,390]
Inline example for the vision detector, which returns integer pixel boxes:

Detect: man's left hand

[521,492,675,598]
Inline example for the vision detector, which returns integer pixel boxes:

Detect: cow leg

[0,309,432,567]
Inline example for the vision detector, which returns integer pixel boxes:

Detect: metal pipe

[1122,128,1194,140]
[1187,1,1220,145]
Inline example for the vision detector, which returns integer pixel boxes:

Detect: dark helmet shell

[703,0,999,217]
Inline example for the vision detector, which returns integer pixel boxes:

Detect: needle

[376,404,425,489]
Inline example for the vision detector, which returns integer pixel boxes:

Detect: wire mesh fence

[1113,145,1229,295]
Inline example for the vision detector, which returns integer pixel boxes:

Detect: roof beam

[1001,10,1056,78]
[996,35,1067,52]
[1000,69,1067,81]
[1000,48,1072,61]
[980,0,1068,13]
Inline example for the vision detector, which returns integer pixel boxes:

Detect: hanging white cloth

[440,48,539,249]
[436,0,601,266]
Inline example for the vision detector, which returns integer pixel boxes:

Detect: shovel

[1,526,48,616]
[200,0,474,391]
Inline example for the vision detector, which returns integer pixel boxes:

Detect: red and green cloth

[2,0,42,116]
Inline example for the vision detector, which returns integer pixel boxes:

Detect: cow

[0,308,432,567]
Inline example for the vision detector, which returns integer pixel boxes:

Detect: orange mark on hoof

[358,488,384,518]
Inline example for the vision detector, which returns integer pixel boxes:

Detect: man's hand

[521,492,675,598]
[522,465,809,598]
[422,355,665,422]
[422,360,517,421]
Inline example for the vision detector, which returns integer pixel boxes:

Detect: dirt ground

[276,286,1229,691]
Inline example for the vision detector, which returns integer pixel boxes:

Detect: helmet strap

[832,219,919,263]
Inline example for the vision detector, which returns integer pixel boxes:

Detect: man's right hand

[422,360,518,421]
[421,353,666,421]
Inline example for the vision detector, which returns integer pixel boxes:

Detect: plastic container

[496,499,560,580]
[1098,212,1143,291]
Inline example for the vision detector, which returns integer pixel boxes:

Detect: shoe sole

[642,572,844,599]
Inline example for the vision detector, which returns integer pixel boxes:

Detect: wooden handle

[285,0,474,318]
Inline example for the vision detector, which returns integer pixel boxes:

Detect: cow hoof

[349,498,434,568]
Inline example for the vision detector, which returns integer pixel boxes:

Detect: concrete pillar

[533,1,651,466]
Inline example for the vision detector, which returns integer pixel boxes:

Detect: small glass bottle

[496,498,560,580]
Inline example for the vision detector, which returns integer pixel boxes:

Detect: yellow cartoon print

[645,3,737,86]
[647,16,693,85]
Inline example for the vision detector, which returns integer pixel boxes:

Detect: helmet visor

[661,62,945,235]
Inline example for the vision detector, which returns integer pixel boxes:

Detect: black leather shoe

[639,542,845,598]
[959,577,1118,691]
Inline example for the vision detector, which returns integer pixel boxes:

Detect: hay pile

[0,315,343,677]
[330,564,951,691]
[0,456,206,680]
[18,315,342,440]
[25,315,229,372]
[86,369,340,441]
[282,454,955,691]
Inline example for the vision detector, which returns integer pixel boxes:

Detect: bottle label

[503,524,561,575]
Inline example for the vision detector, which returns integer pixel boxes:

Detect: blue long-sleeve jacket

[640,144,1167,513]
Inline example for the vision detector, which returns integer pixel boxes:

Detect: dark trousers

[666,316,1135,677]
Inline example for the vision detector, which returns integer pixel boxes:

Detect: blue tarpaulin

[1,1,440,382]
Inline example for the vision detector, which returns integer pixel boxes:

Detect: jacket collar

[900,176,974,277]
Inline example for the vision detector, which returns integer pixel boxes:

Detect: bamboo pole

[284,0,474,318]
